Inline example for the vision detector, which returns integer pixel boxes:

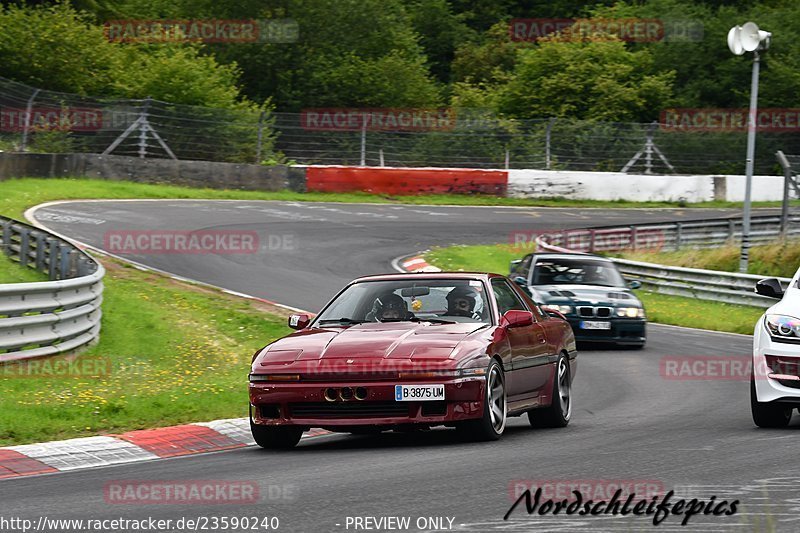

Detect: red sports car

[249,273,577,448]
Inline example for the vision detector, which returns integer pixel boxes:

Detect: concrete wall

[0,153,787,202]
[0,153,306,192]
[304,165,507,195]
[507,169,786,202]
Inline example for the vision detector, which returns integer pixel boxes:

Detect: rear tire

[250,422,303,449]
[457,360,506,441]
[751,373,791,428]
[529,353,572,428]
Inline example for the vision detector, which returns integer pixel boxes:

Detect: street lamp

[727,22,771,273]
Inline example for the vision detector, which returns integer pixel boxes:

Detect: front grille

[766,355,800,388]
[577,306,612,318]
[421,401,448,417]
[289,402,409,419]
[259,404,280,419]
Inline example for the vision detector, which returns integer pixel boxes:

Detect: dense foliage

[0,0,796,119]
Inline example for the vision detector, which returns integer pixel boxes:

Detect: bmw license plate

[395,384,445,401]
[580,321,611,330]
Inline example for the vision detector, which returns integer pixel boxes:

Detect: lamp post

[728,22,771,273]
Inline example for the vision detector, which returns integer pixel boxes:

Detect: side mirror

[512,276,527,287]
[755,278,784,299]
[628,280,642,290]
[510,259,522,274]
[288,313,310,330]
[501,309,534,328]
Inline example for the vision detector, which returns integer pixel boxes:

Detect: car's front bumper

[754,317,800,404]
[249,377,486,429]
[565,317,646,345]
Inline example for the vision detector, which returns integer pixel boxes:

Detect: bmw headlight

[542,304,572,315]
[765,314,800,340]
[616,307,645,318]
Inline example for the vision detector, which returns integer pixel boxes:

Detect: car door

[491,278,550,406]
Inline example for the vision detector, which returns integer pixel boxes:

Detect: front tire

[457,359,506,441]
[250,422,303,449]
[529,353,572,428]
[751,373,791,428]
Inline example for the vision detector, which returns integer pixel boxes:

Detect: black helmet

[373,292,407,320]
[446,286,481,318]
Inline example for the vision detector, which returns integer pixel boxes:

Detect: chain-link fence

[0,76,274,163]
[2,75,800,175]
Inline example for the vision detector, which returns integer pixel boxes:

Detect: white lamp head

[727,26,744,55]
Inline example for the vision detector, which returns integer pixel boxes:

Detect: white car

[752,276,800,427]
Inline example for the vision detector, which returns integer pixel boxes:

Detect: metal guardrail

[0,215,104,362]
[539,215,800,254]
[535,214,796,307]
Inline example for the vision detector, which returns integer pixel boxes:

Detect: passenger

[445,286,483,320]
[367,292,411,321]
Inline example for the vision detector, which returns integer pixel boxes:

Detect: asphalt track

[3,200,798,532]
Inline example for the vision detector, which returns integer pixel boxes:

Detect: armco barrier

[534,214,795,307]
[0,215,104,362]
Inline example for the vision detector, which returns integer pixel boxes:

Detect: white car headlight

[542,304,572,315]
[616,307,645,318]
[765,314,800,340]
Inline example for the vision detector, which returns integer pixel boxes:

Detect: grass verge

[0,256,291,446]
[0,253,48,283]
[426,244,764,335]
[0,177,798,216]
[617,240,800,279]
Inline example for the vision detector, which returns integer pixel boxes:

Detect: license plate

[395,384,445,401]
[580,321,611,330]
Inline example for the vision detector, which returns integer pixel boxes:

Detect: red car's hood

[256,322,488,366]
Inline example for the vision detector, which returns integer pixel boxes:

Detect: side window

[491,279,528,315]
[516,254,533,280]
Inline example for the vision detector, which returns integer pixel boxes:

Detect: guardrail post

[67,249,77,277]
[60,245,71,279]
[728,219,736,241]
[630,226,637,251]
[588,229,596,253]
[19,229,30,268]
[1,220,11,257]
[675,222,683,250]
[561,229,568,248]
[47,239,58,280]
[35,233,45,271]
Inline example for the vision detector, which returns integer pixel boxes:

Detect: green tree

[497,37,675,122]
[0,2,251,108]
[0,3,119,95]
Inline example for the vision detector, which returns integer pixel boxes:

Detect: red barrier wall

[305,166,508,195]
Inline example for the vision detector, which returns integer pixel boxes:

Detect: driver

[368,292,410,321]
[445,286,483,320]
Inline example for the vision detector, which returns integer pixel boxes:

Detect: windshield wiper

[318,318,366,325]
[417,318,457,324]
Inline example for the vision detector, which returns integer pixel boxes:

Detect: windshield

[314,279,492,325]
[532,258,626,287]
